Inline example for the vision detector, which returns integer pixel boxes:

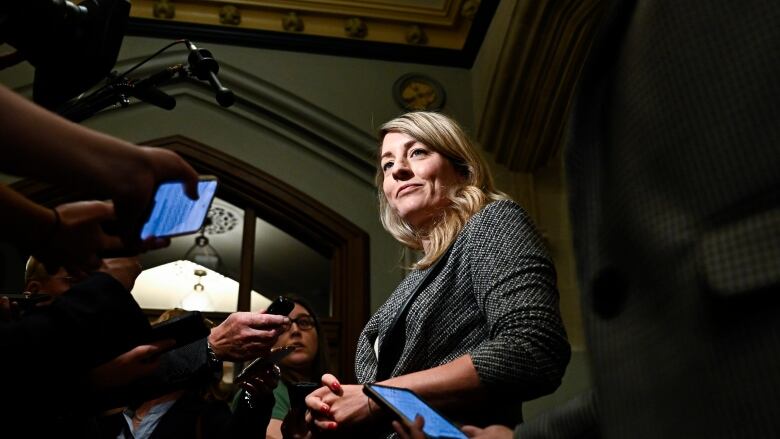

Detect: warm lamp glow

[132,260,272,312]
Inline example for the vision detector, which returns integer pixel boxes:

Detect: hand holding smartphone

[140,176,218,240]
[235,345,295,383]
[363,383,468,439]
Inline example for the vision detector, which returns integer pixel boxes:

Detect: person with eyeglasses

[232,296,331,439]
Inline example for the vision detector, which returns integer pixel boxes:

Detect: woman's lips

[397,184,420,197]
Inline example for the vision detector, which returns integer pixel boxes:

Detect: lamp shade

[131,260,272,312]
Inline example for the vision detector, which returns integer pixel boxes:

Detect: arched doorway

[12,135,369,381]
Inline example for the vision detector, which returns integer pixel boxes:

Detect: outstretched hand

[32,200,123,275]
[207,311,289,362]
[105,146,199,249]
[104,146,200,220]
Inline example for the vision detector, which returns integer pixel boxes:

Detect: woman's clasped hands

[305,373,383,435]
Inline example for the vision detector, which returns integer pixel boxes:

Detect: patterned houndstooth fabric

[517,0,780,438]
[355,200,571,431]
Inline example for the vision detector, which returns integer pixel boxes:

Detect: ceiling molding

[127,0,498,67]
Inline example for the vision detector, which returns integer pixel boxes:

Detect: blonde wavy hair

[377,112,509,269]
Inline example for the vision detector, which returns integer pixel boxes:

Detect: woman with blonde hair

[306,111,571,436]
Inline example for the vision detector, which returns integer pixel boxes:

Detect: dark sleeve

[467,201,572,400]
[108,338,217,407]
[0,272,150,413]
[154,338,215,389]
[515,389,600,439]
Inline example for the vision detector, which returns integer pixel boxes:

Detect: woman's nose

[392,159,412,180]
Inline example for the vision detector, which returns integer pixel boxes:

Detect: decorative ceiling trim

[127,0,498,67]
[141,0,462,25]
[477,0,607,172]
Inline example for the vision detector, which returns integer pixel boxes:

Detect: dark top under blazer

[355,200,571,427]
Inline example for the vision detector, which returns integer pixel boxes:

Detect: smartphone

[363,383,468,439]
[288,381,320,410]
[2,293,52,310]
[145,310,210,347]
[265,296,294,316]
[235,345,295,383]
[140,176,218,240]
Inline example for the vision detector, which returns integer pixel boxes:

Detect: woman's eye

[410,148,427,157]
[382,161,393,171]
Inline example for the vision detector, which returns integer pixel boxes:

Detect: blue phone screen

[140,179,218,239]
[370,385,467,439]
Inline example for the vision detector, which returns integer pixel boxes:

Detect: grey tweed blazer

[356,200,571,427]
[519,0,780,438]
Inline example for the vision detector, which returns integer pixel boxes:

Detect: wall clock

[393,73,446,111]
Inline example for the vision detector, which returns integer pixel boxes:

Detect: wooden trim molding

[11,135,370,381]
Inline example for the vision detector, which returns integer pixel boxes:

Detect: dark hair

[280,295,331,383]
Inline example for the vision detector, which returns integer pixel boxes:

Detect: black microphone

[130,65,180,110]
[185,40,235,107]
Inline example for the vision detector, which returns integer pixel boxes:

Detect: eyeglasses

[282,315,316,331]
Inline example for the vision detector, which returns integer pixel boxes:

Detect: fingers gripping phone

[140,176,218,240]
[235,345,295,383]
[363,383,468,439]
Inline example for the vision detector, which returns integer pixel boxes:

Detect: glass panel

[252,217,331,317]
[134,197,255,312]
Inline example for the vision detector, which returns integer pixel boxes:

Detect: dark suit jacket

[519,0,780,437]
[0,272,152,437]
[356,200,571,430]
[98,391,272,439]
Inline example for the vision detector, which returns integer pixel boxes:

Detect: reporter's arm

[0,85,197,193]
[0,85,198,226]
[0,188,124,272]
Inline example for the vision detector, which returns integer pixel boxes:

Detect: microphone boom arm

[56,40,236,122]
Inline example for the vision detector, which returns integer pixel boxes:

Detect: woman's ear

[453,160,471,180]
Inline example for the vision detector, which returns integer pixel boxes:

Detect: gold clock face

[393,74,445,111]
[401,80,437,110]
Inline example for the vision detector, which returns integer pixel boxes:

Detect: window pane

[134,197,254,312]
[252,217,331,317]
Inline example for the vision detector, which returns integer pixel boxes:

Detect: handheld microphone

[130,65,181,110]
[185,40,235,107]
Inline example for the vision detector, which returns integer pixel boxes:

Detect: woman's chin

[283,351,312,367]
